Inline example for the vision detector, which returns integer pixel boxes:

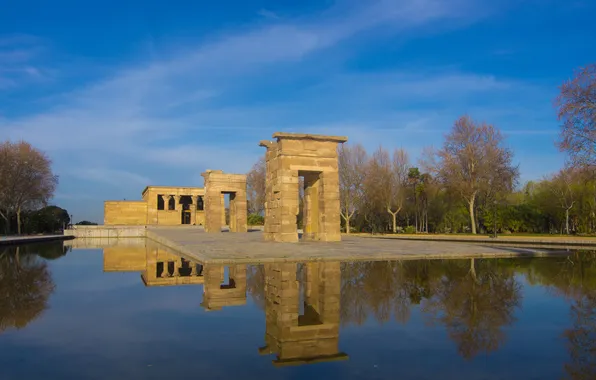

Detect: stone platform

[144,227,571,264]
[0,234,73,246]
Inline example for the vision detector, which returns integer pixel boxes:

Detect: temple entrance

[299,171,322,241]
[181,210,191,225]
[180,196,193,225]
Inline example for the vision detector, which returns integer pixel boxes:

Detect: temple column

[190,261,197,276]
[173,259,180,277]
[162,195,171,210]
[160,261,169,277]
[221,193,226,226]
[174,195,181,211]
[192,195,199,225]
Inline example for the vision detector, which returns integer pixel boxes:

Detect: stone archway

[259,133,347,242]
[201,170,248,233]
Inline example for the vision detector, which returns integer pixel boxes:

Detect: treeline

[0,141,67,234]
[246,63,596,235]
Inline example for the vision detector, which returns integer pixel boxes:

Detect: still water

[1,241,595,379]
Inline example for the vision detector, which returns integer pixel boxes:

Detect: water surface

[1,241,594,379]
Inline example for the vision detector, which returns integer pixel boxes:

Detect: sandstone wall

[104,201,147,225]
[103,246,147,272]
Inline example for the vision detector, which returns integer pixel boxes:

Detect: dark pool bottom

[0,242,594,380]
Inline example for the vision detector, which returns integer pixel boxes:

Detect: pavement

[144,227,575,264]
[356,233,596,246]
[0,234,73,246]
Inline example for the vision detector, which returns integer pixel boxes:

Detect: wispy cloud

[69,168,153,188]
[0,34,50,89]
[257,9,280,20]
[0,0,545,221]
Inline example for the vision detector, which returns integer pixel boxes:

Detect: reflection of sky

[0,249,579,379]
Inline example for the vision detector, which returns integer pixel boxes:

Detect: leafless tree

[435,116,518,234]
[556,64,596,168]
[367,147,409,233]
[389,149,410,232]
[0,141,58,234]
[549,168,580,235]
[246,157,266,215]
[339,143,367,234]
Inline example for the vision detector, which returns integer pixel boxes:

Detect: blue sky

[1,0,595,223]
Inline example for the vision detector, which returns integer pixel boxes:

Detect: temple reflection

[79,238,596,375]
[258,262,348,366]
[201,264,247,310]
[91,238,348,366]
[101,241,205,286]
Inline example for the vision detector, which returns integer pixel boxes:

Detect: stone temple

[101,132,347,243]
[103,171,247,233]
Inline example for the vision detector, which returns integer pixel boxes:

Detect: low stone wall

[64,225,147,238]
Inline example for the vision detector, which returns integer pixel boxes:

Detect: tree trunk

[468,192,477,234]
[387,207,398,233]
[566,207,570,235]
[17,206,22,235]
[341,211,355,235]
[414,194,418,233]
[469,258,477,283]
[0,210,8,234]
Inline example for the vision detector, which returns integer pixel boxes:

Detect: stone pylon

[259,133,347,242]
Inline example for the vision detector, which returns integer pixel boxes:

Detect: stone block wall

[103,246,147,272]
[260,133,346,242]
[202,170,248,233]
[104,201,148,225]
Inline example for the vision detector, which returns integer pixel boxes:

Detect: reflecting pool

[1,241,595,379]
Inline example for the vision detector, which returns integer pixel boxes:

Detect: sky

[1,0,595,223]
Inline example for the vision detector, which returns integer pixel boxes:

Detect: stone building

[104,171,246,231]
[260,132,347,242]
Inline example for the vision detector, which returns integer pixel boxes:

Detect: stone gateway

[260,132,347,242]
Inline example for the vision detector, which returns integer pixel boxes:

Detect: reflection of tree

[340,260,439,326]
[36,242,69,260]
[246,265,266,310]
[564,294,596,380]
[530,252,596,380]
[423,258,522,359]
[0,246,55,333]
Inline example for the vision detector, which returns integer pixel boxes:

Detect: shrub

[247,213,264,226]
[403,225,416,234]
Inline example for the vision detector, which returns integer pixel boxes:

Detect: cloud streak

[0,0,554,221]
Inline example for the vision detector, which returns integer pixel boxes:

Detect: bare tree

[556,64,596,168]
[549,168,579,235]
[339,143,367,234]
[0,141,58,234]
[389,149,410,232]
[436,116,518,234]
[368,147,409,233]
[246,157,266,215]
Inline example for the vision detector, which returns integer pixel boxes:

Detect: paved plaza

[143,227,570,264]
